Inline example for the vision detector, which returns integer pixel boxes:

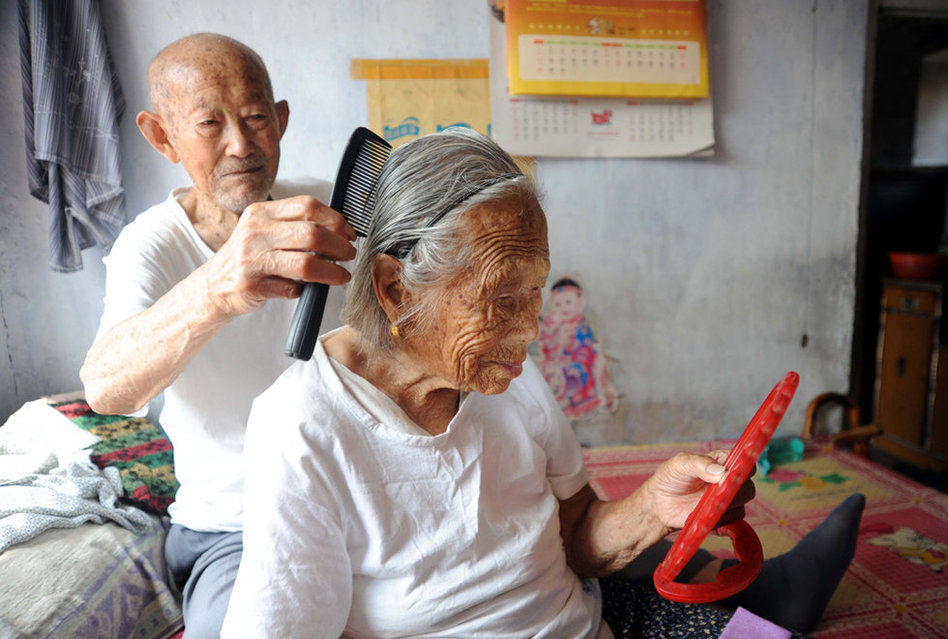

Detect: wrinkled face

[407,198,551,395]
[162,55,284,213]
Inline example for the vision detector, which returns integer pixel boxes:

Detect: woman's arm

[558,451,754,578]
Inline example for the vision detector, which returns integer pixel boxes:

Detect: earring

[390,324,400,338]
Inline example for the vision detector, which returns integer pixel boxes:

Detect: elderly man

[80,33,355,637]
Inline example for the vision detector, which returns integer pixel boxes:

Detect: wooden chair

[802,392,882,458]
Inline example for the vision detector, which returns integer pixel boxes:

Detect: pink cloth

[719,607,792,639]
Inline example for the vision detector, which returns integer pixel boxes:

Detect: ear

[371,254,405,323]
[275,100,289,138]
[136,111,180,163]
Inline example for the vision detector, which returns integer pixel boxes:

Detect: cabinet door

[876,311,934,445]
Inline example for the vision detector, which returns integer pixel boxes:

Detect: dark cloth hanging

[18,0,127,273]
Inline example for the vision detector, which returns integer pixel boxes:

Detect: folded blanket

[0,398,99,465]
[51,399,180,514]
[0,399,152,553]
[0,460,154,553]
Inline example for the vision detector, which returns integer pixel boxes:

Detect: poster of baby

[535,277,619,420]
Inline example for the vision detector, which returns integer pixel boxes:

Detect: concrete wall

[0,4,110,421]
[0,0,869,444]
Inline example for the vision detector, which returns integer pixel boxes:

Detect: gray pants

[165,524,243,639]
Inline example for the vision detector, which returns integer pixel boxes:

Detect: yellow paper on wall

[351,58,535,176]
[504,0,709,99]
[351,59,492,148]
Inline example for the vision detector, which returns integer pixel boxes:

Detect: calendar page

[489,7,714,158]
[505,0,709,99]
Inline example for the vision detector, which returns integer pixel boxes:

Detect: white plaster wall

[0,0,868,444]
[0,1,110,421]
[550,0,868,442]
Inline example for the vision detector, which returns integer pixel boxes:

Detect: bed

[0,397,184,639]
[2,398,946,638]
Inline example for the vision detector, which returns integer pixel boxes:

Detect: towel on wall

[18,0,127,273]
[0,460,155,554]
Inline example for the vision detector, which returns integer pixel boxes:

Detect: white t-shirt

[222,330,602,638]
[95,183,329,531]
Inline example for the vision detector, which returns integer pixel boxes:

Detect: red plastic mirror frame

[653,371,800,604]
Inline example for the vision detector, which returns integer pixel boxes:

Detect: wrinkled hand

[641,450,755,535]
[204,196,357,317]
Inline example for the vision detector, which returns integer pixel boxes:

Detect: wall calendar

[489,2,714,158]
[504,0,709,99]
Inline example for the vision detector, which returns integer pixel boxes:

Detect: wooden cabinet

[873,279,948,470]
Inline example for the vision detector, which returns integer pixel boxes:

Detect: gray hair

[341,127,541,350]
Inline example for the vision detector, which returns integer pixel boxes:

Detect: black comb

[284,127,391,360]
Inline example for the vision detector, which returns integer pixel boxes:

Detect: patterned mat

[51,399,179,515]
[584,440,948,638]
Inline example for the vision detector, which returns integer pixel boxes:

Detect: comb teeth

[330,128,391,237]
[340,140,389,236]
[283,127,391,361]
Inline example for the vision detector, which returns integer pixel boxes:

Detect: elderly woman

[221,128,863,638]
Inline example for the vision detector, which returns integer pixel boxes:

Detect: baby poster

[534,277,619,421]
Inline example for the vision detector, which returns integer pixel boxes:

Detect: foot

[720,493,866,633]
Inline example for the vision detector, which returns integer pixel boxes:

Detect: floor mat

[583,439,948,638]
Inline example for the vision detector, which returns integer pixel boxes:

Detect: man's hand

[81,195,357,415]
[204,195,357,317]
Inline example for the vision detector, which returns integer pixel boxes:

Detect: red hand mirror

[653,371,800,604]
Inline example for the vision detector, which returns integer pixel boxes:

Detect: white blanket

[0,399,152,553]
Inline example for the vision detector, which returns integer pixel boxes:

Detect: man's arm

[80,196,356,415]
[558,451,754,578]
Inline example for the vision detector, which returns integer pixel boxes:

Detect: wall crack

[0,289,18,397]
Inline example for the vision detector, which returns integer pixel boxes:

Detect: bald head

[148,33,274,121]
[137,33,289,217]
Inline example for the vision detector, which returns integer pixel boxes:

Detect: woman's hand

[558,450,755,578]
[641,450,755,534]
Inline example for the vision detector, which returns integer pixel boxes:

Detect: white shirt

[96,182,329,531]
[222,330,602,638]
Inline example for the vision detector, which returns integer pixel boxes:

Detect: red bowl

[888,252,948,281]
